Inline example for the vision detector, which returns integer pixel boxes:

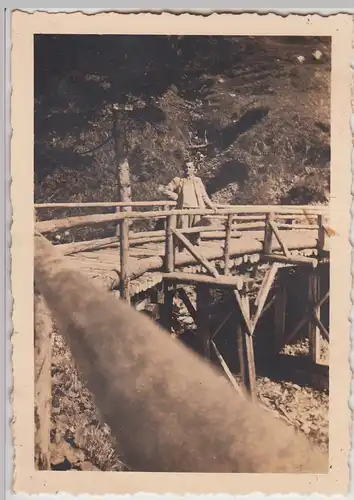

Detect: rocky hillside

[35,35,330,217]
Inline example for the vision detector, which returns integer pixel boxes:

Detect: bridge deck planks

[64,229,326,294]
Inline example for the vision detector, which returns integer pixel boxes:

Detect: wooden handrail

[34,200,176,209]
[36,205,329,235]
[35,201,329,212]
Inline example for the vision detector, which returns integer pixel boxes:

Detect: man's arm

[198,178,215,209]
[158,177,180,201]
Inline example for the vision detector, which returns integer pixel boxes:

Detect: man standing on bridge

[158,160,216,249]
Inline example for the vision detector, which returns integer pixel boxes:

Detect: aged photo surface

[11,12,352,496]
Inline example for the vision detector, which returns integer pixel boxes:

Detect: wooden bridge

[35,201,330,399]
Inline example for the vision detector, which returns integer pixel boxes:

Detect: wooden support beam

[172,229,219,278]
[234,289,253,335]
[235,295,257,400]
[284,290,329,345]
[224,213,233,276]
[251,263,279,334]
[34,291,53,470]
[312,315,330,342]
[119,218,130,303]
[269,220,290,257]
[212,311,234,340]
[263,212,274,254]
[196,285,212,359]
[274,282,287,352]
[264,254,318,267]
[211,340,244,396]
[308,270,321,363]
[236,322,246,392]
[160,284,175,332]
[177,288,197,323]
[134,297,151,312]
[260,294,276,318]
[165,214,176,272]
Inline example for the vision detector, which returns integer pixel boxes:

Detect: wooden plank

[308,270,321,363]
[269,220,290,257]
[224,213,233,276]
[172,229,219,278]
[211,340,244,396]
[61,231,322,292]
[119,218,130,303]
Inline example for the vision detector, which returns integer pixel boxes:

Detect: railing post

[119,217,130,303]
[317,214,325,254]
[308,268,321,364]
[160,214,177,331]
[224,213,233,276]
[263,212,274,254]
[165,214,176,272]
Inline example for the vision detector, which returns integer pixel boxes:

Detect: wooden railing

[35,202,330,301]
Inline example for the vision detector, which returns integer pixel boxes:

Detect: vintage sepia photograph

[10,11,352,496]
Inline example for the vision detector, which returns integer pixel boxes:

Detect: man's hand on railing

[157,185,178,201]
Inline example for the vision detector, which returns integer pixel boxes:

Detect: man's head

[183,161,196,178]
